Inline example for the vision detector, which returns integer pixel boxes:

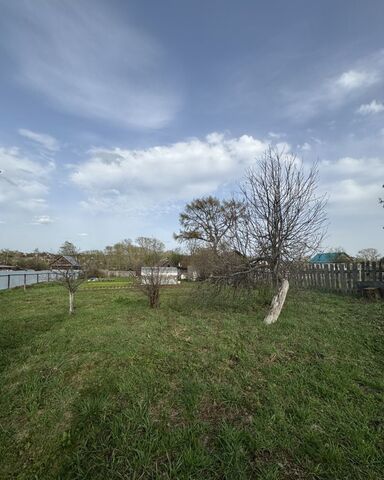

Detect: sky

[0,0,383,255]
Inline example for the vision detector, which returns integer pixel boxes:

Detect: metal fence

[0,270,61,291]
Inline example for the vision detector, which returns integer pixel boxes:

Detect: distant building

[141,266,178,285]
[50,255,81,270]
[309,252,353,264]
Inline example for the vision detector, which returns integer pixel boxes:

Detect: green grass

[82,277,135,289]
[0,283,383,479]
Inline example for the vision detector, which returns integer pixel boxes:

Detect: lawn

[82,277,136,289]
[0,283,383,479]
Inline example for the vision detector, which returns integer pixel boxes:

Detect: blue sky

[0,0,383,255]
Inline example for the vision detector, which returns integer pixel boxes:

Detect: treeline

[0,249,53,270]
[79,238,189,275]
[0,238,190,273]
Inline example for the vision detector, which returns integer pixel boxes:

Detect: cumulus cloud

[322,156,384,177]
[321,156,384,211]
[1,1,180,129]
[71,133,272,212]
[356,100,384,115]
[19,128,59,151]
[0,146,53,213]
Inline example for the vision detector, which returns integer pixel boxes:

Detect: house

[309,252,353,264]
[50,255,81,270]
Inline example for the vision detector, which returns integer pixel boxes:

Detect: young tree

[59,268,86,314]
[137,237,167,308]
[140,267,164,308]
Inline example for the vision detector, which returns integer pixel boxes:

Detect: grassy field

[0,283,383,479]
[82,277,136,289]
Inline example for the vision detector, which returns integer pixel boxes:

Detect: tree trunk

[264,278,289,325]
[69,291,75,314]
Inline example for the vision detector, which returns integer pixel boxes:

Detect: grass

[0,283,383,479]
[82,277,135,289]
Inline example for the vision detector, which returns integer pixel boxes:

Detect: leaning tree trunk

[264,278,289,325]
[69,291,75,314]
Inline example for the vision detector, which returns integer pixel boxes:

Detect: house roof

[50,255,80,267]
[310,252,352,263]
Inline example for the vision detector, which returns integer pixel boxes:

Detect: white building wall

[141,267,178,285]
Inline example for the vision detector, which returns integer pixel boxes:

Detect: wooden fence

[288,262,384,293]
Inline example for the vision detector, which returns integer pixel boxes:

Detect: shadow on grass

[114,294,148,309]
[169,282,273,316]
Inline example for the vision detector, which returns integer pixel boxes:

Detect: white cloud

[206,132,225,144]
[335,70,377,90]
[298,142,312,151]
[322,156,384,177]
[0,147,53,213]
[1,1,180,129]
[71,133,271,212]
[268,131,285,139]
[32,215,53,225]
[356,100,384,115]
[78,232,88,237]
[285,51,384,121]
[321,156,384,212]
[18,128,59,151]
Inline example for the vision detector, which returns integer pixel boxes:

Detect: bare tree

[217,147,327,324]
[137,237,168,308]
[240,148,327,283]
[136,237,166,266]
[59,268,86,314]
[356,248,381,262]
[140,267,165,308]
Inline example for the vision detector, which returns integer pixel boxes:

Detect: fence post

[24,273,27,291]
[360,262,366,282]
[346,263,352,293]
[324,264,329,290]
[7,274,10,289]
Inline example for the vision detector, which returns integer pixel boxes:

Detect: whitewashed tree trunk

[264,278,289,325]
[69,291,75,314]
